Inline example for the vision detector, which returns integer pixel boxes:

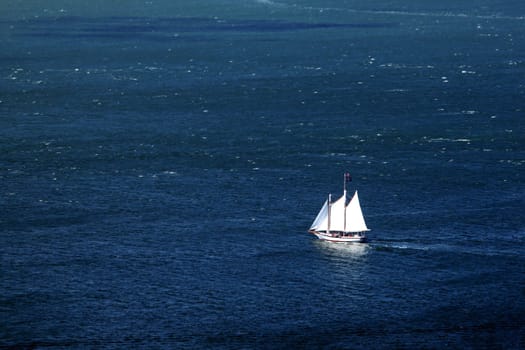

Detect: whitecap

[254,0,279,5]
[427,138,471,143]
[385,88,409,92]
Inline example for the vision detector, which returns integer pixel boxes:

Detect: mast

[327,193,332,234]
[343,173,347,232]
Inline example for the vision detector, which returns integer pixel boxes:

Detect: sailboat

[308,173,370,243]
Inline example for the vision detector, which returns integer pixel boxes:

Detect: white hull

[309,230,367,243]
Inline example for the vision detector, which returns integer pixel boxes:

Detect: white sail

[310,199,328,231]
[345,191,369,232]
[329,194,346,232]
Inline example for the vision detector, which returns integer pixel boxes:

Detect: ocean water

[1,0,525,348]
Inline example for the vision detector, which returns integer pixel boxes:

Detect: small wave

[254,0,283,6]
[345,10,525,21]
[255,0,525,21]
[379,63,435,69]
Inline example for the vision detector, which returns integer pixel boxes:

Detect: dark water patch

[8,16,397,40]
[201,319,525,348]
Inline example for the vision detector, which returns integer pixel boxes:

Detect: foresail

[345,191,369,232]
[310,199,328,230]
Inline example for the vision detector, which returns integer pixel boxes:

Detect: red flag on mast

[345,172,352,182]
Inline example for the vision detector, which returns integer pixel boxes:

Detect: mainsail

[310,190,369,233]
[345,191,369,232]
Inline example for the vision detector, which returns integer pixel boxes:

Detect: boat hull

[309,230,367,243]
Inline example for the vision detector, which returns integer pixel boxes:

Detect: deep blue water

[1,0,525,348]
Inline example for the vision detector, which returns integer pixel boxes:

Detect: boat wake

[371,239,522,258]
[370,240,429,253]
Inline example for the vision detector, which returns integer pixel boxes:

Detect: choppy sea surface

[1,0,525,348]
